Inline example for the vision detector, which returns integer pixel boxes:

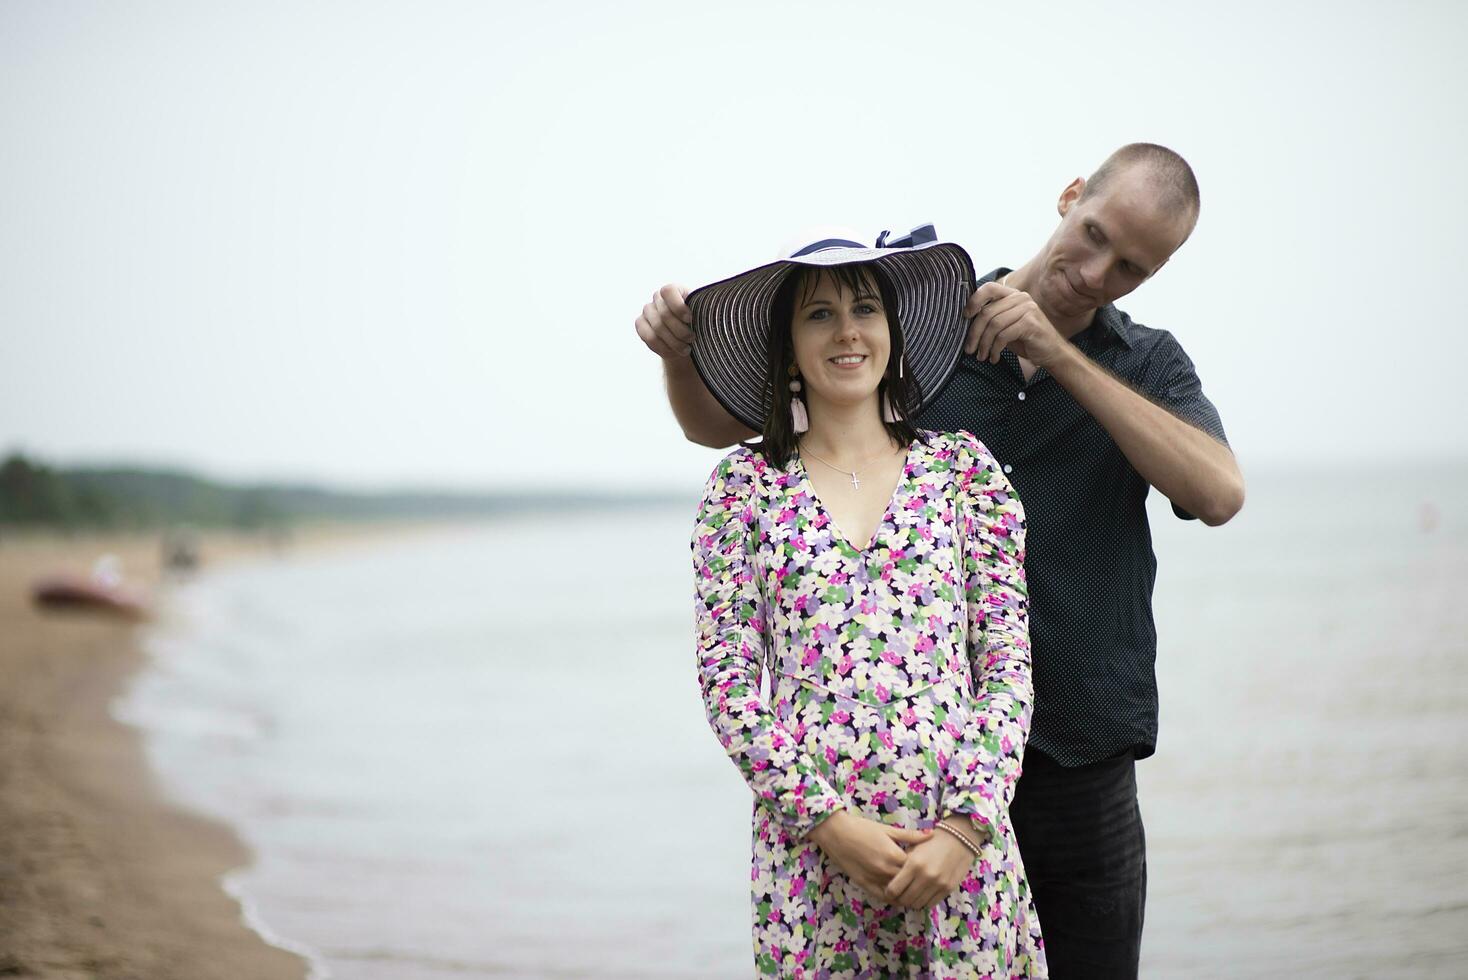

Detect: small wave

[222,869,334,980]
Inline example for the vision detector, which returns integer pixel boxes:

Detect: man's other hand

[635,284,694,359]
[964,281,1068,368]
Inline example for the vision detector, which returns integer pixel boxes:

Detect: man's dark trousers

[1009,748,1147,979]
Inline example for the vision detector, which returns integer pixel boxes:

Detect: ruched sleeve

[692,449,845,837]
[941,432,1033,838]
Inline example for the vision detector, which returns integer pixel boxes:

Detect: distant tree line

[0,452,680,530]
[1,454,287,529]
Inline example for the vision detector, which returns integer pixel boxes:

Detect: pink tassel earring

[791,397,809,433]
[789,366,809,434]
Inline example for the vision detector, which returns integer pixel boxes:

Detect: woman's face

[789,269,891,414]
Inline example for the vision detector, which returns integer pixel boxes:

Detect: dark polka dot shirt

[916,268,1230,767]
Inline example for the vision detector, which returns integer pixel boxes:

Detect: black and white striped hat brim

[687,227,976,432]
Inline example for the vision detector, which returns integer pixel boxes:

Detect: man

[636,143,1244,977]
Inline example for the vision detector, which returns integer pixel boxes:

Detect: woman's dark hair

[755,262,925,467]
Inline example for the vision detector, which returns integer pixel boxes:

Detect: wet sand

[0,526,429,979]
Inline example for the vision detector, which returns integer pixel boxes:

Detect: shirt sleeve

[1142,330,1232,521]
[941,432,1034,837]
[691,449,845,837]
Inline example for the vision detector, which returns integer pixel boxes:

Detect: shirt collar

[983,267,1134,350]
[1094,303,1134,349]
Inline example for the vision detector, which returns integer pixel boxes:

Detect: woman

[689,229,1047,978]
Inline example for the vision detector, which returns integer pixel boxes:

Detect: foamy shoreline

[0,521,466,980]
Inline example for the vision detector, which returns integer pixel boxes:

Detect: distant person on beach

[638,144,1243,977]
[686,231,1046,976]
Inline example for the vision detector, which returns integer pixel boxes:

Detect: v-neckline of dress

[794,438,918,555]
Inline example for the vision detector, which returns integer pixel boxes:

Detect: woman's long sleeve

[941,432,1033,837]
[692,451,845,837]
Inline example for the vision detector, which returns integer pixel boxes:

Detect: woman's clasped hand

[807,811,988,910]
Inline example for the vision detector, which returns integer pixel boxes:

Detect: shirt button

[1003,464,1013,474]
[1017,391,1026,401]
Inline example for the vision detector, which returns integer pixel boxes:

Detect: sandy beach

[0,526,424,980]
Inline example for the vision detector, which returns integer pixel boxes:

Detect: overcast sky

[3,1,1465,492]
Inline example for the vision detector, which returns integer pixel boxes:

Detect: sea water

[117,465,1468,978]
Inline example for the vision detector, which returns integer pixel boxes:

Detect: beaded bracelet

[934,821,983,859]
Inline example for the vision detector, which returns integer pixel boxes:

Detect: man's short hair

[1081,143,1200,218]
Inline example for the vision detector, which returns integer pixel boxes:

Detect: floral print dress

[692,431,1045,979]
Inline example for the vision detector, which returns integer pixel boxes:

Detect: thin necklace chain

[800,441,902,491]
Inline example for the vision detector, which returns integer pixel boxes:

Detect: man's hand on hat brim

[635,283,694,359]
[964,281,1066,368]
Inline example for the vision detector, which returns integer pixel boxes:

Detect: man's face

[1030,167,1196,321]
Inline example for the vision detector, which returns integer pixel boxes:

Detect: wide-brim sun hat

[687,224,976,432]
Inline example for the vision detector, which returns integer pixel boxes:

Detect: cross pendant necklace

[800,443,897,491]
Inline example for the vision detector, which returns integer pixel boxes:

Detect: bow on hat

[875,223,938,249]
[789,223,939,258]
